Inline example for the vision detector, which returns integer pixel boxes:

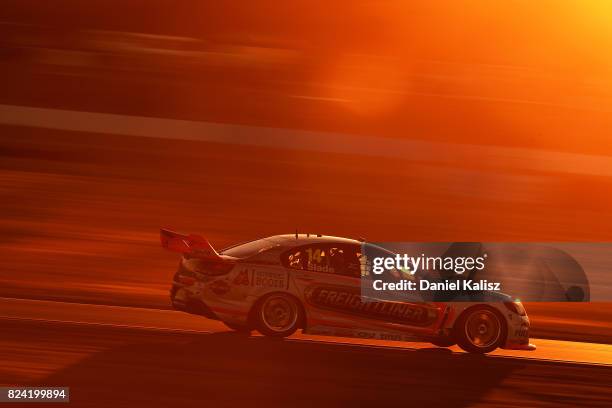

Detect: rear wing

[160,228,222,261]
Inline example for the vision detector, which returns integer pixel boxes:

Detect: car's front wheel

[254,293,303,337]
[454,306,506,354]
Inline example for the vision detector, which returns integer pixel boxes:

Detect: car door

[283,243,366,329]
[286,242,447,339]
[359,243,449,337]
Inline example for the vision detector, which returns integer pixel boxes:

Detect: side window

[282,244,330,272]
[283,247,306,269]
[329,244,362,278]
[282,244,362,278]
[344,245,363,278]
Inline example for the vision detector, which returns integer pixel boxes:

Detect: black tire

[222,321,252,334]
[253,293,303,337]
[430,337,456,348]
[454,306,506,354]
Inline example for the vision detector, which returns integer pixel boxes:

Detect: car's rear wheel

[254,293,302,337]
[455,306,506,354]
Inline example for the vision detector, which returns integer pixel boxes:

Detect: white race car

[161,230,535,354]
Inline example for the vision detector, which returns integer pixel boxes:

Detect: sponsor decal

[305,285,439,327]
[233,270,250,286]
[232,268,287,289]
[305,325,420,342]
[252,270,287,289]
[209,280,231,295]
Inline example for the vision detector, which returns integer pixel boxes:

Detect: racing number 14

[305,248,323,265]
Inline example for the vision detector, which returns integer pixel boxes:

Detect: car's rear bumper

[170,282,219,320]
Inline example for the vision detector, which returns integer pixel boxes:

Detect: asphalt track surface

[1,297,611,408]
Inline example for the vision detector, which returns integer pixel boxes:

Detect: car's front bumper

[502,313,535,350]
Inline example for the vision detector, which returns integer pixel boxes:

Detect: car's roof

[264,234,362,247]
[218,234,363,258]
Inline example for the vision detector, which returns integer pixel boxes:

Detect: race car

[161,230,535,354]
